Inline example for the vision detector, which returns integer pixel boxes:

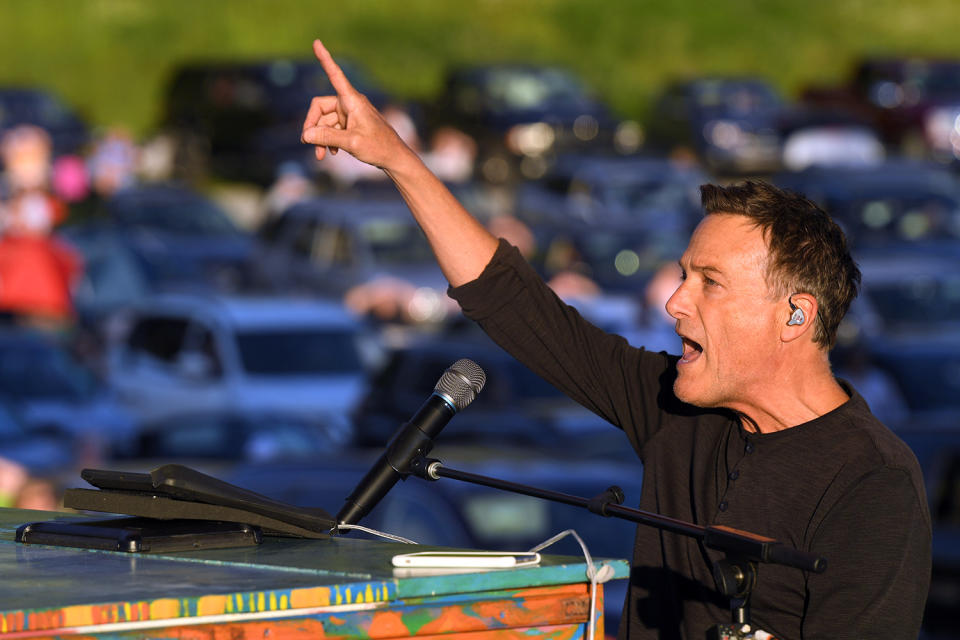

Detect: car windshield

[115,195,242,236]
[866,62,960,103]
[831,194,960,245]
[0,90,78,128]
[600,179,692,212]
[461,486,638,557]
[691,81,781,113]
[484,68,588,110]
[359,219,436,265]
[235,329,362,375]
[266,60,380,117]
[0,343,96,401]
[864,275,960,329]
[569,230,685,289]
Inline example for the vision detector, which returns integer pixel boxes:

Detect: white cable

[337,524,614,638]
[528,529,615,640]
[335,523,419,544]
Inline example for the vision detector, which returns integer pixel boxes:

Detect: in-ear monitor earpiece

[787,297,805,326]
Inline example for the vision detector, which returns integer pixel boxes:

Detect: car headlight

[572,114,599,141]
[614,120,644,154]
[506,123,555,156]
[705,120,745,150]
[406,287,448,324]
[924,106,960,153]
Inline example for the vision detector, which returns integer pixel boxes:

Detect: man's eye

[704,276,718,286]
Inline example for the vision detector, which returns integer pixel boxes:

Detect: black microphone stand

[406,454,826,639]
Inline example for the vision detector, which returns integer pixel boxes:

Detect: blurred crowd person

[0,124,83,330]
[260,160,318,221]
[0,456,59,511]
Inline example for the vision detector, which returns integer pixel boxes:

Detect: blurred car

[0,398,75,475]
[836,250,960,425]
[63,182,258,295]
[55,225,154,329]
[893,428,960,639]
[352,330,631,459]
[0,327,137,455]
[772,160,960,251]
[777,106,886,171]
[112,409,350,463]
[428,63,640,182]
[104,293,372,443]
[253,195,458,325]
[515,154,703,294]
[800,56,960,163]
[0,87,89,159]
[158,57,390,185]
[223,448,644,634]
[517,153,705,228]
[646,76,786,174]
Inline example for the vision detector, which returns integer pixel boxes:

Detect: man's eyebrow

[679,260,724,276]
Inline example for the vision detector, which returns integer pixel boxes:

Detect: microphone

[336,358,486,527]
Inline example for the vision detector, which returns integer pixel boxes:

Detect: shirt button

[744,442,755,454]
[729,470,739,480]
[718,501,728,512]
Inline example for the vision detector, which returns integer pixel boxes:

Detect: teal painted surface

[1,508,629,617]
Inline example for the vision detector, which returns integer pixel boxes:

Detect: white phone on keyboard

[391,551,541,569]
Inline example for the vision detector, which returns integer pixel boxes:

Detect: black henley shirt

[449,239,931,640]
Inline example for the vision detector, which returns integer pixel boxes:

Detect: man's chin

[673,378,713,408]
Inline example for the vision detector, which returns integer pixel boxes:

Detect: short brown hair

[699,180,860,349]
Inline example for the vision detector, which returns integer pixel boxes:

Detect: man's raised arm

[300,40,498,287]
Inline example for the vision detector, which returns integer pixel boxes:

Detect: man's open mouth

[679,337,703,364]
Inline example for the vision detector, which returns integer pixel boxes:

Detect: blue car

[646,76,786,174]
[63,182,259,299]
[0,87,89,159]
[772,160,960,252]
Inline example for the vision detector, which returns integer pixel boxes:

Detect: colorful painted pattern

[0,584,600,639]
[0,580,394,634]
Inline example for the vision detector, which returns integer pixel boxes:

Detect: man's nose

[664,284,687,320]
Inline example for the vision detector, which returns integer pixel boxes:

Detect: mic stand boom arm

[408,455,826,630]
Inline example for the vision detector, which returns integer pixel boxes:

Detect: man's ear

[782,293,817,342]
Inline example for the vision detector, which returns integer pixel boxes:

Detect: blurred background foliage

[0,0,958,138]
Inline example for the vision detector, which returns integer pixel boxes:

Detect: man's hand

[301,40,412,169]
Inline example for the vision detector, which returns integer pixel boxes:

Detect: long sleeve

[802,466,930,639]
[449,239,685,457]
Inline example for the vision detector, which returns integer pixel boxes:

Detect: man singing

[301,40,930,638]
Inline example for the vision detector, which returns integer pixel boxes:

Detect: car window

[114,195,241,236]
[288,217,317,258]
[864,275,960,329]
[0,341,96,401]
[180,324,225,378]
[152,417,235,458]
[329,228,356,267]
[483,68,588,111]
[462,493,551,545]
[244,426,324,461]
[234,329,362,375]
[0,89,79,128]
[359,219,434,265]
[833,195,960,244]
[126,317,191,364]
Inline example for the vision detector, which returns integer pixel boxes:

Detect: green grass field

[1,0,958,137]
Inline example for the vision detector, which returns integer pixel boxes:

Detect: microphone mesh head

[434,358,486,411]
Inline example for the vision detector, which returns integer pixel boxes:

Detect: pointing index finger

[313,40,356,98]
